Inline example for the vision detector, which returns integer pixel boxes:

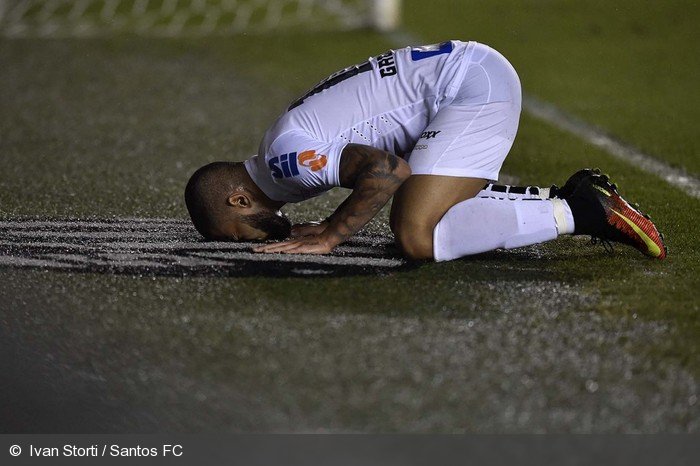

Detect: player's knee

[393,220,434,260]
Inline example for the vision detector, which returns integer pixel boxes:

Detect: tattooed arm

[253,143,411,254]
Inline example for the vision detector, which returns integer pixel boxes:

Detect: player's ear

[227,193,252,209]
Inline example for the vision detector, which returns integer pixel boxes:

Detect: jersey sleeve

[254,131,348,203]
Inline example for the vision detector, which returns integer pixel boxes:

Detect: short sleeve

[247,131,348,203]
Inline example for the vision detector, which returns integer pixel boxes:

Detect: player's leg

[393,42,545,259]
[431,194,573,260]
[390,176,562,256]
[393,41,666,260]
[391,173,575,260]
[390,175,487,259]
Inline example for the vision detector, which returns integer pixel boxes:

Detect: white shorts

[407,43,522,181]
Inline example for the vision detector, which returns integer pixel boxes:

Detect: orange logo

[298,150,328,172]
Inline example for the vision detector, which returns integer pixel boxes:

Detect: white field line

[189,251,403,267]
[0,256,80,268]
[0,244,403,268]
[0,219,391,243]
[0,240,234,250]
[0,238,392,258]
[0,217,405,270]
[386,31,700,200]
[0,223,394,244]
[0,218,188,228]
[523,95,700,199]
[0,219,395,244]
[3,230,190,239]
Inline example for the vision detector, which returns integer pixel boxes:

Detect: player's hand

[290,221,328,238]
[252,234,335,255]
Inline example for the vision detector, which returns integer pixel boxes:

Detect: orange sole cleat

[564,171,667,259]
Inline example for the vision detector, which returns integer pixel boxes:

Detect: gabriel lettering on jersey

[244,40,475,203]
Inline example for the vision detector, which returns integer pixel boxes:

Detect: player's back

[261,40,475,158]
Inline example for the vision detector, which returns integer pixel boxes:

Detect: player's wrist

[318,229,343,250]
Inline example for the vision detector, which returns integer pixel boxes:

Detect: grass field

[1,1,699,432]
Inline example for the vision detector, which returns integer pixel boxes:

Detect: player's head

[185,161,291,241]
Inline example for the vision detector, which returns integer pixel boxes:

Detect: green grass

[1,3,699,432]
[404,0,700,175]
[0,33,392,217]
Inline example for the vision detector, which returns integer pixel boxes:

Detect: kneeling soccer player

[185,40,666,261]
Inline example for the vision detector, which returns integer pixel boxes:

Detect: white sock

[551,198,575,235]
[480,184,575,234]
[433,197,574,261]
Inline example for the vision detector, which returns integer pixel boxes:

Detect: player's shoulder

[251,128,347,202]
[261,125,311,156]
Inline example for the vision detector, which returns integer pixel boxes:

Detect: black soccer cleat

[550,168,601,199]
[562,171,667,259]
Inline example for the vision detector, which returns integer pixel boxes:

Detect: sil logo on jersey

[269,150,328,178]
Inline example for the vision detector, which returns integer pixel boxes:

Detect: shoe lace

[591,236,615,255]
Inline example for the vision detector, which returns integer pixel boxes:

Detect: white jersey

[245,40,476,203]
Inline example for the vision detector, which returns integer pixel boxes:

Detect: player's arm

[287,198,350,238]
[253,143,411,254]
[326,144,411,244]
